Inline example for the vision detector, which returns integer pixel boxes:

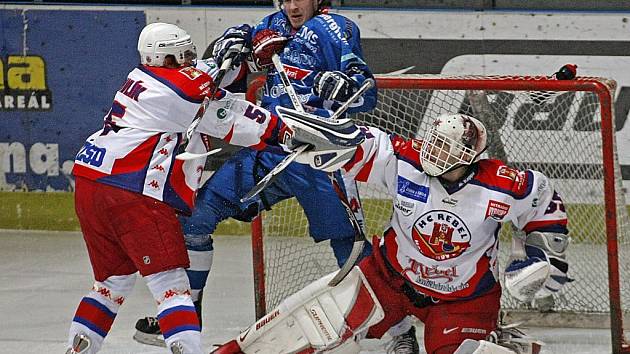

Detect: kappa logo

[485,200,510,221]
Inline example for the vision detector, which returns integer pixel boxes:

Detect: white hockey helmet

[137,22,196,67]
[420,113,487,176]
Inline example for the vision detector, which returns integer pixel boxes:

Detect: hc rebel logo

[411,210,471,261]
[0,55,52,110]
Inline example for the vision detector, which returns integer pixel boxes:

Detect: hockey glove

[249,29,289,71]
[553,63,577,80]
[313,71,358,102]
[505,232,572,303]
[276,106,364,172]
[212,24,252,69]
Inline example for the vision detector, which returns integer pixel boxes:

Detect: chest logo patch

[485,200,510,221]
[395,198,415,216]
[397,176,429,203]
[412,210,471,261]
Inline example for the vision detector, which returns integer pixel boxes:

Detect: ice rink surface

[0,230,614,353]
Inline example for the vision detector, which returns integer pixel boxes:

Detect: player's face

[283,0,317,29]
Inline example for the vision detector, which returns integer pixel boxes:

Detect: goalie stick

[241,57,372,287]
[175,43,246,161]
[326,173,367,287]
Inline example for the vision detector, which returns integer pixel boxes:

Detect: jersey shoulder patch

[474,159,533,199]
[391,135,421,168]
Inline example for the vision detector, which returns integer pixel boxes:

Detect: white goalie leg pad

[236,266,384,354]
[464,323,544,354]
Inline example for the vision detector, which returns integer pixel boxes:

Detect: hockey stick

[327,173,367,287]
[240,75,374,202]
[272,53,304,113]
[175,43,245,161]
[176,148,222,161]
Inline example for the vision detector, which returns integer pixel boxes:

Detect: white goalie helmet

[137,22,196,67]
[420,113,488,176]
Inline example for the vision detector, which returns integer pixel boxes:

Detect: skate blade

[133,330,167,347]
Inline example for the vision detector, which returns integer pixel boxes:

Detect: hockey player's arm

[504,170,572,302]
[195,56,246,89]
[313,19,377,113]
[195,91,283,151]
[341,126,399,196]
[337,22,377,113]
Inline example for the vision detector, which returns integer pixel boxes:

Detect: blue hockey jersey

[253,11,377,117]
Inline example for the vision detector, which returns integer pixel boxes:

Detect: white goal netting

[250,75,629,341]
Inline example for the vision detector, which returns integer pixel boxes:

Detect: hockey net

[246,74,629,352]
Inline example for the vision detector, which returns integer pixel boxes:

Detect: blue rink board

[0,9,145,191]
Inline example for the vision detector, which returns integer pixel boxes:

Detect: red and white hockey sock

[67,274,136,353]
[146,268,202,354]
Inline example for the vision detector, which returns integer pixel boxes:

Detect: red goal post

[246,74,629,353]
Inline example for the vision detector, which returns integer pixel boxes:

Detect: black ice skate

[387,326,420,354]
[133,316,166,347]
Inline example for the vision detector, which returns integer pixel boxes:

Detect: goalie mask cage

[246,74,630,353]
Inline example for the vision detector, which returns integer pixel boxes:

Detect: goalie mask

[420,113,487,176]
[138,23,197,67]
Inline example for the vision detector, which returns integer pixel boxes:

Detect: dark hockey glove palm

[212,24,252,69]
[313,71,358,102]
[553,64,577,80]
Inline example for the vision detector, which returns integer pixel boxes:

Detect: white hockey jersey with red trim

[343,127,568,301]
[72,64,217,214]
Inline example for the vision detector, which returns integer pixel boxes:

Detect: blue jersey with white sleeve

[253,11,377,117]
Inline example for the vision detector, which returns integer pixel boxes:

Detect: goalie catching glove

[504,231,573,303]
[212,24,252,69]
[276,106,365,172]
[313,70,359,102]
